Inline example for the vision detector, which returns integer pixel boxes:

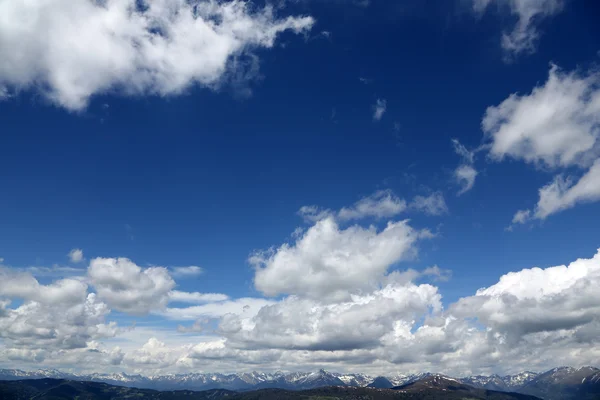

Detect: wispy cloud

[452,139,478,195]
[372,99,387,121]
[68,248,84,263]
[171,266,204,277]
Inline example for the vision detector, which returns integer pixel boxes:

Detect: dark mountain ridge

[0,377,542,400]
[1,366,599,399]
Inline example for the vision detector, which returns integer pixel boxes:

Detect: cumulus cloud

[3,249,600,376]
[484,65,600,168]
[0,268,118,351]
[251,217,431,301]
[452,249,600,344]
[88,257,175,315]
[0,268,88,305]
[221,282,442,351]
[184,245,600,375]
[473,0,565,57]
[483,65,600,221]
[372,98,387,121]
[68,248,84,263]
[0,0,314,110]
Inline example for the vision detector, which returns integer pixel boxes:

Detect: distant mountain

[368,376,394,389]
[393,375,541,400]
[462,371,539,391]
[517,366,600,400]
[0,378,543,400]
[0,378,235,400]
[0,366,599,398]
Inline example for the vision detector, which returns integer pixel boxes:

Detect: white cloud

[0,268,118,351]
[452,138,476,164]
[455,164,478,195]
[169,290,229,304]
[484,65,600,169]
[68,248,84,263]
[512,209,531,225]
[483,65,600,221]
[221,282,442,351]
[473,0,565,56]
[507,208,531,229]
[532,159,600,219]
[372,98,387,121]
[421,265,452,282]
[170,266,203,277]
[299,190,447,224]
[88,257,175,315]
[3,249,600,376]
[297,205,334,223]
[161,297,274,320]
[251,217,431,301]
[338,190,407,221]
[452,249,600,343]
[19,265,84,278]
[0,268,88,305]
[0,0,314,110]
[409,192,448,216]
[452,139,478,195]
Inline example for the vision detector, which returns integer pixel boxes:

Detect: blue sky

[1,0,600,377]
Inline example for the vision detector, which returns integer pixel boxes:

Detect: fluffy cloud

[372,98,387,121]
[4,249,600,376]
[0,268,118,352]
[473,0,565,56]
[221,282,442,351]
[251,217,431,301]
[452,249,600,343]
[483,65,600,221]
[0,0,314,110]
[0,268,88,305]
[484,65,600,168]
[68,248,84,263]
[88,257,175,315]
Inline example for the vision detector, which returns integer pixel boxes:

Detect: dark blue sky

[2,0,599,299]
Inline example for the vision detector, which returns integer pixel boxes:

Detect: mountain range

[1,366,599,399]
[0,376,542,400]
